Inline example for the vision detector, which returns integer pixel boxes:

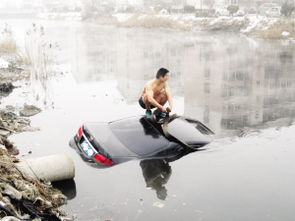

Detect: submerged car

[69,115,214,166]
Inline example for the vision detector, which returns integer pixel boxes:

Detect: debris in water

[19,104,41,117]
[152,202,165,208]
[0,83,14,95]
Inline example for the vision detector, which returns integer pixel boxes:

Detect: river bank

[78,13,295,40]
[35,11,295,40]
[0,25,69,220]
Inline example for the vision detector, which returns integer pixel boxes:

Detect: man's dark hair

[156,68,169,79]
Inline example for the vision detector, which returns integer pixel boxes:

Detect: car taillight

[77,126,83,137]
[93,153,114,166]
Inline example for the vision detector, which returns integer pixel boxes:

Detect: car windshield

[109,117,169,156]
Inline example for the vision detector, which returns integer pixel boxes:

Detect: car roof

[109,116,171,156]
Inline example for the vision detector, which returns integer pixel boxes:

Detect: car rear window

[167,118,205,144]
[109,117,169,155]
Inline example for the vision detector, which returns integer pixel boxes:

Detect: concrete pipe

[16,154,75,182]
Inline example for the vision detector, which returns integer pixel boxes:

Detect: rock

[19,104,41,117]
[0,109,32,133]
[0,83,14,94]
[0,129,10,136]
[5,105,16,113]
[2,138,19,155]
[7,147,19,156]
[0,147,8,155]
[1,183,22,200]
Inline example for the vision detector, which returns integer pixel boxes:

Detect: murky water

[2,20,295,220]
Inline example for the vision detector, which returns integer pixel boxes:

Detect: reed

[0,24,17,54]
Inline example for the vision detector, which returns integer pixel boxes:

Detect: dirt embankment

[0,25,69,220]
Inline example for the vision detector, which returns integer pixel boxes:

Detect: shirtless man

[139,68,173,118]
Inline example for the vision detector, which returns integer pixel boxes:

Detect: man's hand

[159,106,167,112]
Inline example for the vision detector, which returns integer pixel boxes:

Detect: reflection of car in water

[69,115,213,167]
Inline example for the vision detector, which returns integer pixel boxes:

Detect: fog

[0,0,294,12]
[0,0,295,220]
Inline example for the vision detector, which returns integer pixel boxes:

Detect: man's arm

[165,82,173,110]
[146,86,167,112]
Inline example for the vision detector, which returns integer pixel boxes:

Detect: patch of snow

[112,13,133,23]
[138,14,147,20]
[159,9,169,15]
[182,15,197,21]
[36,12,82,21]
[169,15,180,21]
[0,58,9,68]
[209,17,227,26]
[241,16,262,33]
[282,31,290,37]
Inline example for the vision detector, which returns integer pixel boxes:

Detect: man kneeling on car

[138,68,173,119]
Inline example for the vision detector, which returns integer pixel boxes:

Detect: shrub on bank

[281,1,295,17]
[255,19,295,39]
[227,5,239,16]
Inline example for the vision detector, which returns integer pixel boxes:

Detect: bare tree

[281,1,295,17]
[204,0,215,9]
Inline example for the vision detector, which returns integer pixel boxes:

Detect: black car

[69,115,214,166]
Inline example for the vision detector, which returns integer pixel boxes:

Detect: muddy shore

[0,43,69,220]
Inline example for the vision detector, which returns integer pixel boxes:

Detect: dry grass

[255,19,295,39]
[0,25,17,54]
[15,52,31,65]
[0,39,17,54]
[119,14,189,30]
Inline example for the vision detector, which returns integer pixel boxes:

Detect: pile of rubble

[0,109,69,221]
[0,151,67,220]
[0,110,31,135]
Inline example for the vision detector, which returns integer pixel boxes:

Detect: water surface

[3,20,295,221]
